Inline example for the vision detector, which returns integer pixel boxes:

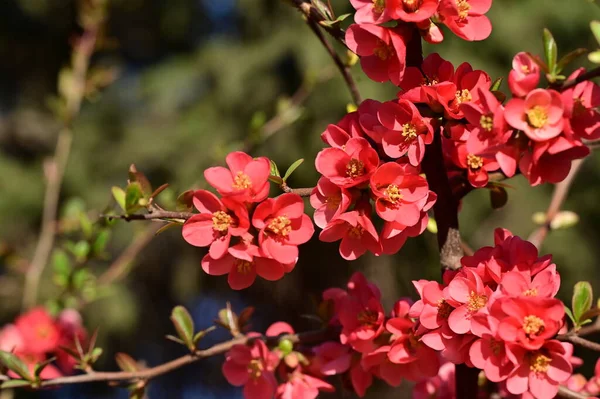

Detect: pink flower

[311,342,352,376]
[350,0,394,24]
[504,340,573,398]
[379,99,434,165]
[182,190,250,259]
[445,134,499,188]
[438,0,493,41]
[222,339,279,399]
[204,151,271,203]
[562,68,600,140]
[446,268,493,335]
[309,177,352,229]
[370,162,430,224]
[494,297,564,350]
[350,362,374,397]
[388,0,439,22]
[315,137,379,189]
[319,204,382,260]
[252,193,314,264]
[201,243,293,290]
[14,307,61,355]
[345,24,408,85]
[499,268,560,299]
[276,369,334,399]
[461,87,513,148]
[442,62,492,119]
[505,89,565,142]
[413,361,456,399]
[508,52,541,98]
[399,53,455,104]
[0,324,25,353]
[55,309,87,374]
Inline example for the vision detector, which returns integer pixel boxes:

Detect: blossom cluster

[182,151,314,290]
[346,0,493,87]
[568,357,600,397]
[0,307,86,379]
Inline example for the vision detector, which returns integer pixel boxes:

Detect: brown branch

[559,66,600,91]
[0,329,333,388]
[288,0,346,44]
[557,332,600,352]
[558,385,593,399]
[527,159,584,249]
[101,211,195,223]
[281,185,314,197]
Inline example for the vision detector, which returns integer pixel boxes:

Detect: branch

[101,211,195,223]
[557,332,600,352]
[527,158,584,249]
[558,385,593,399]
[281,185,314,197]
[0,329,333,388]
[559,66,600,91]
[288,0,346,44]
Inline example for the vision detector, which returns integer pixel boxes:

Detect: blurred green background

[1,0,600,398]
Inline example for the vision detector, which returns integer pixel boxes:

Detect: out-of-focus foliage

[1,0,600,397]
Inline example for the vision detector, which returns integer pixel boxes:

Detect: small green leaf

[72,240,91,262]
[52,249,71,276]
[550,211,579,230]
[128,165,152,197]
[92,230,111,256]
[564,306,576,325]
[0,351,33,381]
[490,77,503,91]
[283,159,304,182]
[270,160,280,178]
[115,353,139,372]
[34,357,57,378]
[543,28,558,75]
[426,218,438,234]
[112,186,126,211]
[589,50,600,64]
[193,326,216,344]
[346,103,358,113]
[572,282,593,323]
[532,212,547,225]
[1,380,32,389]
[591,21,600,45]
[165,335,185,345]
[176,190,195,212]
[90,347,103,363]
[171,306,195,350]
[269,175,284,185]
[556,48,587,73]
[79,213,93,239]
[489,186,508,210]
[125,182,144,213]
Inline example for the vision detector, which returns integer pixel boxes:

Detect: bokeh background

[1,0,600,398]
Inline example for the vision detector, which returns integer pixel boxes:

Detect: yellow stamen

[467,291,487,312]
[529,352,551,373]
[526,106,548,128]
[480,115,493,131]
[402,123,418,141]
[267,216,292,237]
[385,184,403,204]
[466,154,484,170]
[455,89,472,104]
[233,171,252,190]
[523,315,545,336]
[212,211,232,232]
[346,159,365,178]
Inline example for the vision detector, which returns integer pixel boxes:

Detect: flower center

[385,184,403,204]
[456,0,471,20]
[36,326,50,339]
[437,299,453,319]
[233,171,252,190]
[325,194,342,210]
[455,89,472,104]
[357,310,378,327]
[212,211,232,232]
[402,123,418,141]
[236,259,254,275]
[529,352,551,373]
[348,225,364,239]
[466,154,484,170]
[346,159,365,178]
[467,291,488,312]
[248,359,263,379]
[373,40,393,60]
[523,288,538,297]
[521,65,530,74]
[480,115,493,131]
[267,216,292,237]
[526,105,548,128]
[402,0,422,12]
[523,315,545,336]
[372,0,386,13]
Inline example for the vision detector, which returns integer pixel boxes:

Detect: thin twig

[288,0,346,44]
[527,159,584,249]
[557,332,600,352]
[281,185,314,197]
[101,211,194,223]
[559,66,600,91]
[558,385,592,399]
[0,329,333,388]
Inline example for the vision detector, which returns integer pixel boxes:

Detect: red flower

[413,361,456,399]
[438,0,493,41]
[315,137,380,188]
[388,0,439,22]
[182,190,250,259]
[446,268,494,335]
[379,99,434,165]
[494,297,564,351]
[445,134,499,188]
[276,368,334,399]
[350,0,394,24]
[370,162,430,224]
[251,194,314,265]
[442,62,492,120]
[504,340,573,398]
[204,151,270,203]
[505,88,565,142]
[345,24,409,85]
[499,268,560,299]
[310,177,353,229]
[14,307,61,355]
[562,68,600,140]
[222,339,279,399]
[311,342,352,376]
[399,53,455,104]
[508,52,541,98]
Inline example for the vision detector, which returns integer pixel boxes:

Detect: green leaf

[550,211,579,230]
[311,0,333,20]
[0,351,33,381]
[176,190,195,212]
[34,357,57,378]
[93,230,111,255]
[115,353,139,372]
[90,347,103,363]
[52,249,71,276]
[112,186,126,211]
[79,213,93,239]
[543,28,558,75]
[72,240,91,262]
[426,218,438,234]
[283,159,304,182]
[589,50,600,64]
[1,380,32,389]
[193,326,216,344]
[490,77,503,91]
[125,182,144,214]
[556,48,587,73]
[591,21,600,45]
[171,306,195,350]
[564,306,576,325]
[489,186,508,210]
[270,160,280,178]
[572,282,593,323]
[128,165,152,197]
[268,175,284,185]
